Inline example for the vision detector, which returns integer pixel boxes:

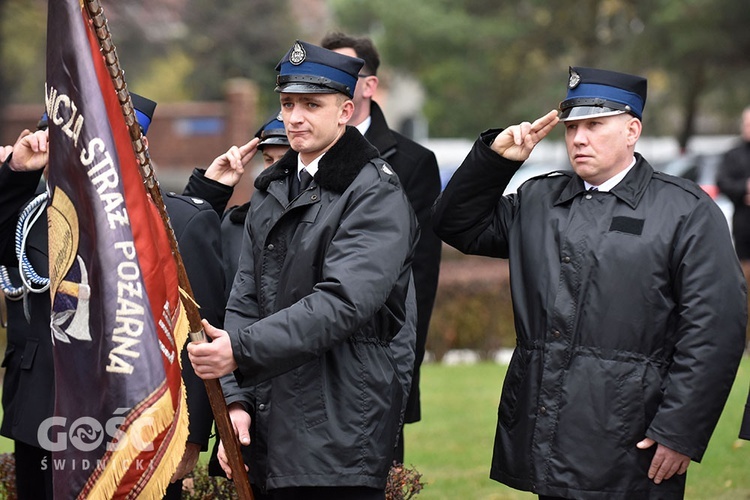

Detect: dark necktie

[299,169,314,192]
[290,169,313,199]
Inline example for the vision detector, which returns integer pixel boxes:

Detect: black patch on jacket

[253,126,380,194]
[609,216,644,235]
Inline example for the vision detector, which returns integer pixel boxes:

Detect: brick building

[1,78,260,209]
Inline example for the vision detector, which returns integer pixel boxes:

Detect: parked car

[656,152,733,230]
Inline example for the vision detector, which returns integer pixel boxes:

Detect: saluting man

[433,66,746,499]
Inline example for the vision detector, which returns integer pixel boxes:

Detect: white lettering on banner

[106,243,147,374]
[44,84,159,378]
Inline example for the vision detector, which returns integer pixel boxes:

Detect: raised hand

[8,129,49,172]
[490,109,559,162]
[204,137,261,187]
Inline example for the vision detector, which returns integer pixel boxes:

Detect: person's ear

[361,75,379,99]
[339,99,355,125]
[626,117,642,146]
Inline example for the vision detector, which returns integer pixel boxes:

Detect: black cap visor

[258,136,290,149]
[559,97,635,122]
[275,74,351,97]
[559,106,628,122]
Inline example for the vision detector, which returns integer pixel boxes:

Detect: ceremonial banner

[44,0,188,497]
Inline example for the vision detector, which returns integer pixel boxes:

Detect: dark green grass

[404,358,750,500]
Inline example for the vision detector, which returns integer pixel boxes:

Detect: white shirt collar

[355,115,372,136]
[584,157,637,192]
[297,153,323,178]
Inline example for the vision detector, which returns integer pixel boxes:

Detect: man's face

[563,113,641,185]
[280,92,352,164]
[260,145,289,168]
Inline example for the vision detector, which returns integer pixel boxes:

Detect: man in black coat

[433,67,746,499]
[321,32,442,462]
[0,96,224,499]
[188,40,418,500]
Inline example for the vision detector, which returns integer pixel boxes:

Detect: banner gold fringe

[82,298,191,499]
[134,295,191,498]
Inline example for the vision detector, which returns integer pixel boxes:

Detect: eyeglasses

[357,73,374,78]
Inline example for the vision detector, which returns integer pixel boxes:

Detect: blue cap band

[277,60,358,97]
[562,82,644,119]
[134,108,152,135]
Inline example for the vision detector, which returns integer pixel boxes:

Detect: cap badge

[289,42,306,66]
[381,165,393,176]
[568,70,581,89]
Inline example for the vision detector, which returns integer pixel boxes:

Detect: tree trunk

[677,62,706,153]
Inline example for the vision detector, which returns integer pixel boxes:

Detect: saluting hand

[187,319,238,379]
[8,128,49,172]
[204,137,261,187]
[490,109,559,162]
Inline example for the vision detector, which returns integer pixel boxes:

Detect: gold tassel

[83,296,191,499]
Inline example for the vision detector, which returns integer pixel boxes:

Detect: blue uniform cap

[275,40,364,98]
[130,92,157,135]
[255,112,289,149]
[559,66,647,122]
[37,112,49,131]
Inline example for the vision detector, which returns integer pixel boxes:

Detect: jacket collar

[364,101,397,160]
[254,126,380,194]
[555,153,652,209]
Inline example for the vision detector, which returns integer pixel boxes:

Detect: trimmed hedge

[426,249,515,361]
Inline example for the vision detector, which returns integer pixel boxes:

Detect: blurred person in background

[321,32,442,463]
[717,106,750,260]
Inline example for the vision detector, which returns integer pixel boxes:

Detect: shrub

[182,462,238,499]
[0,453,16,500]
[182,462,423,499]
[427,251,515,361]
[386,462,424,500]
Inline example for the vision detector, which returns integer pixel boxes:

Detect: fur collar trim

[254,126,379,194]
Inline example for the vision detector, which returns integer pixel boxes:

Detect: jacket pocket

[498,347,530,428]
[20,339,39,370]
[294,358,328,428]
[550,356,648,489]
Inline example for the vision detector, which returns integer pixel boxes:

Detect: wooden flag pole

[82,2,254,498]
